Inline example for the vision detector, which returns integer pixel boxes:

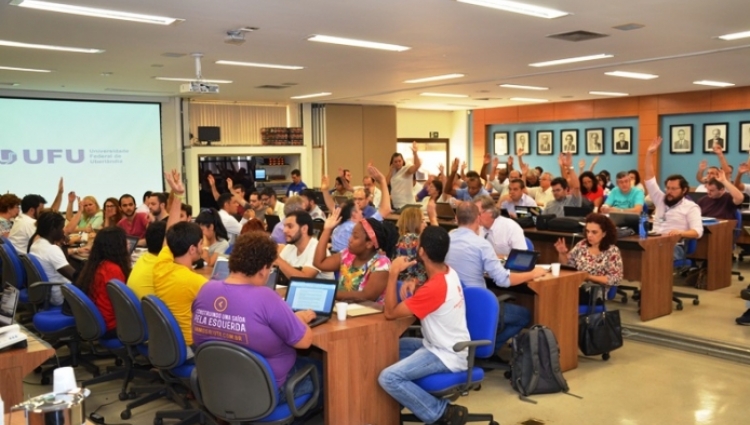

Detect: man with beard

[118,194,149,243]
[8,194,47,253]
[645,136,703,260]
[275,211,334,280]
[147,192,169,222]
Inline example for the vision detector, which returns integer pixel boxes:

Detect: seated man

[446,203,546,353]
[127,221,167,300]
[8,194,46,253]
[645,137,703,260]
[270,196,305,244]
[528,172,553,207]
[696,144,732,192]
[276,211,334,280]
[217,193,242,243]
[261,187,286,220]
[286,168,308,197]
[498,179,537,217]
[330,176,354,199]
[192,231,321,404]
[599,171,644,214]
[474,195,527,257]
[379,226,472,424]
[299,189,326,220]
[444,157,488,203]
[118,194,149,242]
[147,192,169,222]
[698,171,742,219]
[362,175,382,207]
[154,172,207,348]
[543,153,583,217]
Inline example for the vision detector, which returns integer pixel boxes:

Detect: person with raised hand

[388,141,421,209]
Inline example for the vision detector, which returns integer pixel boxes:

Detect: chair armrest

[497,294,515,303]
[452,339,491,388]
[28,281,67,310]
[29,281,68,287]
[284,363,320,417]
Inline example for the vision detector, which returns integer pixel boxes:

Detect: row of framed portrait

[493,127,633,156]
[669,122,750,154]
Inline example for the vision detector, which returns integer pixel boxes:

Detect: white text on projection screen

[0,97,163,206]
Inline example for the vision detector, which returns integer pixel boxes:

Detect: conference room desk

[523,228,679,322]
[0,328,55,413]
[490,269,586,372]
[688,220,734,290]
[385,214,457,231]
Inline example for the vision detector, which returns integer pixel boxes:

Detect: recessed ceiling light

[420,92,469,98]
[290,92,332,99]
[404,73,465,83]
[499,84,548,90]
[589,91,629,96]
[154,77,233,84]
[307,35,410,52]
[718,30,750,41]
[510,97,548,102]
[693,80,735,87]
[0,82,21,87]
[215,60,304,70]
[10,0,183,25]
[456,0,568,19]
[0,65,52,73]
[605,71,658,80]
[0,39,103,53]
[529,54,613,67]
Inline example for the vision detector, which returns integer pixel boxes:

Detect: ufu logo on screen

[0,149,85,165]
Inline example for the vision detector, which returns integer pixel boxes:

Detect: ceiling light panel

[510,97,548,102]
[215,60,304,70]
[0,65,52,72]
[499,84,548,90]
[307,35,410,52]
[589,91,629,96]
[529,54,613,67]
[0,39,103,53]
[10,0,183,25]
[718,30,750,41]
[420,92,469,98]
[605,71,658,80]
[290,92,332,99]
[693,80,735,87]
[404,73,465,83]
[456,0,568,19]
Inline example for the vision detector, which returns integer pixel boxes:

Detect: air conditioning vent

[547,30,608,42]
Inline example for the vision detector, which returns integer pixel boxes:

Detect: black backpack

[510,325,580,403]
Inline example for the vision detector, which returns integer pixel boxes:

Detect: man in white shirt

[136,191,151,214]
[645,136,703,260]
[528,172,554,206]
[275,211,334,280]
[216,193,242,243]
[474,195,527,257]
[498,179,537,217]
[8,194,46,253]
[261,187,285,220]
[363,176,382,208]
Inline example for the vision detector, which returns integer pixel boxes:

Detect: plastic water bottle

[638,211,647,240]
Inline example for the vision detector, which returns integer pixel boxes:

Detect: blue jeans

[674,243,686,262]
[495,303,531,352]
[378,338,452,424]
[278,356,323,406]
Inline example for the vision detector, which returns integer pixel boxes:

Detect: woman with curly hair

[102,197,123,228]
[75,226,132,333]
[0,193,21,237]
[579,171,604,210]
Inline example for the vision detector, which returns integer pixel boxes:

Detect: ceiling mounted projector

[225,27,258,45]
[178,53,219,95]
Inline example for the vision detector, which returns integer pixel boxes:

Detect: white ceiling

[1,0,750,110]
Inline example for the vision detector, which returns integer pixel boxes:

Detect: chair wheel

[621,296,628,304]
[118,392,129,401]
[693,299,700,305]
[676,304,683,311]
[739,276,744,281]
[602,353,610,361]
[121,410,131,420]
[474,384,481,391]
[503,371,511,379]
[41,376,50,385]
[154,418,163,425]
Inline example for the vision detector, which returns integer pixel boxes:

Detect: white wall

[396,108,468,163]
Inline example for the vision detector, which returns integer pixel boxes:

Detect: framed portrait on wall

[741,122,750,153]
[585,128,604,155]
[515,131,531,155]
[703,123,728,153]
[493,132,509,156]
[669,124,693,154]
[536,130,553,155]
[560,129,578,154]
[612,127,632,154]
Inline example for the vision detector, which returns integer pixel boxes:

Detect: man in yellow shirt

[127,221,166,300]
[153,171,206,347]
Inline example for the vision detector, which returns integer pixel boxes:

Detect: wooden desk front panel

[690,221,734,290]
[0,330,55,413]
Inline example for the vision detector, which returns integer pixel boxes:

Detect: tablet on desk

[504,249,540,272]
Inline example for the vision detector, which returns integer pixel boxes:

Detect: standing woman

[314,209,397,303]
[0,194,21,237]
[102,197,123,228]
[74,226,131,333]
[194,209,230,267]
[387,142,421,209]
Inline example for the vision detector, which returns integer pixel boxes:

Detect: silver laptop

[210,258,278,289]
[284,277,338,328]
[0,283,20,327]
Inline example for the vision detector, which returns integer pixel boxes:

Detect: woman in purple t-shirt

[191,231,322,402]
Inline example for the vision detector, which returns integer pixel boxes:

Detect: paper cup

[53,366,77,394]
[551,263,561,277]
[336,302,348,321]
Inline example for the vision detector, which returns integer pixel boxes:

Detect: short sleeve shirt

[338,249,390,303]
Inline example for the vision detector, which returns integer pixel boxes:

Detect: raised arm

[716,169,744,205]
[444,158,460,197]
[557,152,568,179]
[695,160,707,186]
[65,191,76,222]
[51,177,64,212]
[368,163,392,217]
[645,137,661,182]
[207,174,220,201]
[313,209,343,272]
[566,153,580,196]
[320,175,336,212]
[578,159,586,175]
[735,161,749,192]
[517,149,527,178]
[165,169,185,232]
[406,141,421,175]
[713,143,732,176]
[64,197,82,235]
[589,156,599,173]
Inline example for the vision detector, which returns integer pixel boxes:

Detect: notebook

[504,249,540,272]
[285,277,338,328]
[435,202,456,220]
[0,283,20,327]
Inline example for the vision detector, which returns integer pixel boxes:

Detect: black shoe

[735,309,750,326]
[433,404,468,425]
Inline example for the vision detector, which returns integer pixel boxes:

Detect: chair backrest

[734,208,743,242]
[141,295,187,370]
[0,243,26,289]
[20,253,51,306]
[684,238,698,256]
[524,237,534,251]
[61,284,108,342]
[463,286,499,359]
[106,280,148,345]
[194,342,278,421]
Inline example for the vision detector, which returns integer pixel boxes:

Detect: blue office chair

[672,239,700,310]
[1,239,28,304]
[524,237,534,251]
[401,286,499,425]
[141,295,201,425]
[732,209,744,282]
[192,342,320,425]
[578,284,618,361]
[225,244,234,255]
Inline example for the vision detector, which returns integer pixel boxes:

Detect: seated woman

[66,194,103,231]
[314,210,397,303]
[0,193,21,238]
[29,211,81,306]
[420,180,452,211]
[74,227,131,333]
[554,213,623,304]
[394,206,427,284]
[195,209,230,267]
[102,197,123,228]
[579,171,604,210]
[192,231,322,404]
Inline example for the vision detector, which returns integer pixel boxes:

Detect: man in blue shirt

[286,169,308,197]
[444,203,546,354]
[600,171,644,214]
[444,158,488,203]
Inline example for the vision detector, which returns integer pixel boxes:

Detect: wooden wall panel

[592,97,639,118]
[326,105,364,179]
[518,104,555,122]
[710,87,750,111]
[554,101,594,121]
[484,106,517,124]
[657,91,712,114]
[363,106,397,175]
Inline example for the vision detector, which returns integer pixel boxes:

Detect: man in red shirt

[118,194,149,244]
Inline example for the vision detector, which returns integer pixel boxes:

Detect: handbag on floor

[578,285,623,357]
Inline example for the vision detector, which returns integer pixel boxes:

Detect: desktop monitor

[198,126,221,144]
[254,168,267,181]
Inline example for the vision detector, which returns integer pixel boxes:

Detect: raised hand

[438,163,445,175]
[483,153,491,165]
[165,169,185,194]
[412,141,418,153]
[243,209,256,220]
[320,175,330,191]
[592,156,600,165]
[716,169,727,182]
[554,238,568,254]
[450,157,460,174]
[492,157,499,170]
[739,163,749,174]
[207,174,216,187]
[391,256,417,275]
[578,159,586,170]
[367,163,385,183]
[58,177,64,194]
[517,147,525,157]
[647,136,663,154]
[460,161,467,173]
[68,191,76,203]
[226,177,234,189]
[507,156,514,166]
[324,207,341,230]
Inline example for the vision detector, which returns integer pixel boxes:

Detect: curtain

[189,102,287,145]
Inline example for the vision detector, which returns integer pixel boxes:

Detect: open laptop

[503,249,540,272]
[563,206,593,218]
[609,212,640,233]
[0,283,20,327]
[435,202,456,220]
[126,236,139,255]
[514,206,541,217]
[285,277,338,328]
[211,259,279,289]
[265,214,281,232]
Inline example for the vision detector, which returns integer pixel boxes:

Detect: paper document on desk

[333,301,383,317]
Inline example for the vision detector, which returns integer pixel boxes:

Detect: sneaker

[735,309,750,326]
[433,404,468,425]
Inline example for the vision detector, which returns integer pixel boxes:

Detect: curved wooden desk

[0,328,55,413]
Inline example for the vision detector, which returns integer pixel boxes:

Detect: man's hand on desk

[530,267,548,280]
[295,310,316,324]
[666,229,685,237]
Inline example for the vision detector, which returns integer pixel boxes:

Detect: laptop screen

[126,236,139,254]
[211,258,230,281]
[0,283,19,327]
[285,278,337,315]
[504,249,539,272]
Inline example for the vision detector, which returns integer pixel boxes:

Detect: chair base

[121,383,191,420]
[154,409,216,425]
[401,412,497,424]
[673,292,699,311]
